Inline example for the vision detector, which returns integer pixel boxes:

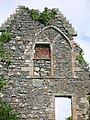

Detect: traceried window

[33,43,51,77]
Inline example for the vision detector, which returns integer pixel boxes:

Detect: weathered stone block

[21,67,30,71]
[32,79,43,87]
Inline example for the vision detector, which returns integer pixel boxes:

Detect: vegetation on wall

[0,76,6,90]
[76,46,89,68]
[28,7,59,25]
[0,31,10,43]
[76,48,87,65]
[0,76,18,120]
[87,96,90,102]
[0,43,4,58]
[0,100,18,120]
[0,31,18,120]
[0,31,11,64]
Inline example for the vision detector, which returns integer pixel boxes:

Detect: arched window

[33,43,51,77]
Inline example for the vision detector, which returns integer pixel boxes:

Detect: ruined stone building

[0,6,90,120]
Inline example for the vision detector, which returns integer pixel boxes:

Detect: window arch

[33,43,51,77]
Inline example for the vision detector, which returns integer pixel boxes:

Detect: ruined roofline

[0,5,77,37]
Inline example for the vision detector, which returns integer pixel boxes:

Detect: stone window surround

[34,43,51,58]
[33,42,52,77]
[51,94,77,120]
[31,25,77,78]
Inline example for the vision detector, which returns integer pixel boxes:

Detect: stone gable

[0,6,90,120]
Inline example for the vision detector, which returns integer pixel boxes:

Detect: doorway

[55,96,72,120]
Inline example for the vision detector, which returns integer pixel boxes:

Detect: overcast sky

[0,0,90,64]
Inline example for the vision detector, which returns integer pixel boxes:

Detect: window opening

[34,44,51,58]
[33,43,51,77]
[55,96,72,120]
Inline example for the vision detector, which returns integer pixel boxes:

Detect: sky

[0,0,90,65]
[55,97,71,120]
[0,1,90,119]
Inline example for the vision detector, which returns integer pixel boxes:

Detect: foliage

[0,75,18,120]
[87,96,90,101]
[0,76,6,90]
[0,31,11,64]
[0,76,18,120]
[66,116,72,120]
[0,43,4,58]
[0,31,10,43]
[5,50,11,65]
[0,43,11,64]
[28,9,40,21]
[28,7,58,25]
[76,48,87,65]
[3,50,11,65]
[76,47,89,67]
[0,31,17,120]
[0,100,18,120]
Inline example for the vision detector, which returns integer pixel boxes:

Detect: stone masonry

[0,6,90,120]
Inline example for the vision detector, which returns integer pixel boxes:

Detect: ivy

[0,43,4,58]
[0,31,10,43]
[0,31,11,64]
[0,100,18,120]
[87,96,90,101]
[0,45,11,65]
[0,76,18,120]
[5,50,11,65]
[76,48,87,65]
[0,76,6,90]
[28,9,40,21]
[28,7,58,25]
[76,46,89,69]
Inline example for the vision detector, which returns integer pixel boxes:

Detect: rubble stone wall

[0,6,90,120]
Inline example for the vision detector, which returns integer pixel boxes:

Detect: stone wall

[0,6,90,120]
[33,59,51,77]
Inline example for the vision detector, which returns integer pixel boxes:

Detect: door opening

[55,96,72,120]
